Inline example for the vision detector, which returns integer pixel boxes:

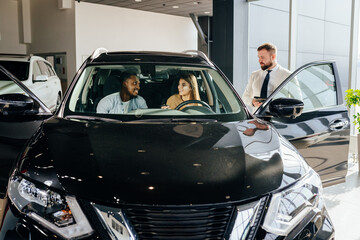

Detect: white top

[122,100,130,113]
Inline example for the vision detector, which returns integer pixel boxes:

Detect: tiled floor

[323,160,360,240]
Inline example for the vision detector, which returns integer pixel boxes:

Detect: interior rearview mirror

[269,98,304,119]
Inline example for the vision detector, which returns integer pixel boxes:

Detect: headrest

[103,75,121,96]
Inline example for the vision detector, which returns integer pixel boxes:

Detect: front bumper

[0,197,335,240]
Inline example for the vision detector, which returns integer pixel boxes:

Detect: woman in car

[163,74,200,109]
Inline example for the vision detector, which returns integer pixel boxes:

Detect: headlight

[262,169,322,236]
[8,173,93,239]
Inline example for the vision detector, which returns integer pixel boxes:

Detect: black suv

[0,49,349,239]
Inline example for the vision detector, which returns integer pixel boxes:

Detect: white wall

[28,0,76,85]
[248,0,290,77]
[0,0,27,54]
[297,0,351,96]
[75,2,198,68]
[247,0,351,97]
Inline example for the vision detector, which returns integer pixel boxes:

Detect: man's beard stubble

[261,62,273,70]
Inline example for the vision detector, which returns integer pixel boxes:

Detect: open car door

[255,61,350,187]
[0,65,53,197]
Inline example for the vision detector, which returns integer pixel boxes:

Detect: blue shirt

[96,93,148,114]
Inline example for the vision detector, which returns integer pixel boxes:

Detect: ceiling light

[135,0,142,2]
[172,6,179,9]
[204,11,210,14]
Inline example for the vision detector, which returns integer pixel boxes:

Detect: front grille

[123,205,235,240]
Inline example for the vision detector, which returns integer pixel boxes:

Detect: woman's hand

[161,105,170,109]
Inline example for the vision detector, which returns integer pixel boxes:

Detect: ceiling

[77,0,212,17]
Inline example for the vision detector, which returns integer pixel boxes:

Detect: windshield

[0,61,29,81]
[65,64,247,121]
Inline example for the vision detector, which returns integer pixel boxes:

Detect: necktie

[260,70,272,98]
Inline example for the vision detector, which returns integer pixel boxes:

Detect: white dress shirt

[242,64,292,108]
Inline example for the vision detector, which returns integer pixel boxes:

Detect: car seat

[92,70,121,112]
[103,75,122,97]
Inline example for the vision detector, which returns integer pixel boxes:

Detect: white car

[0,55,62,111]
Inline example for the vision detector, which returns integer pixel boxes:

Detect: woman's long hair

[181,74,200,100]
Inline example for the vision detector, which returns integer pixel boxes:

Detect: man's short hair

[257,43,277,55]
[119,71,137,85]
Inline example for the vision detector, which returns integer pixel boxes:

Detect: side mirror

[0,94,38,115]
[269,98,304,119]
[33,75,48,82]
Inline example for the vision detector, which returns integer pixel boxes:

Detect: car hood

[21,117,309,205]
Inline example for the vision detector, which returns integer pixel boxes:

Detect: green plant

[345,89,360,133]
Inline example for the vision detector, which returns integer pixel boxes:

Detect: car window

[0,61,29,81]
[45,63,55,76]
[0,77,30,96]
[32,61,42,80]
[65,64,245,121]
[38,61,51,76]
[272,64,337,112]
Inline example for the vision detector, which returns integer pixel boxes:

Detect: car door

[255,61,350,187]
[41,61,61,110]
[0,65,52,197]
[46,62,62,109]
[29,60,51,108]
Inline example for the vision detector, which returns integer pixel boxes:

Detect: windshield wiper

[170,118,217,123]
[65,115,121,122]
[127,118,217,123]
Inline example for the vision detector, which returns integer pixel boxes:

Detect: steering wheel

[175,100,212,111]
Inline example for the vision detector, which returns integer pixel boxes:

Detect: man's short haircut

[257,43,277,55]
[119,71,137,85]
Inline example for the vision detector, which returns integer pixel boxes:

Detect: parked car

[0,54,62,112]
[0,49,349,240]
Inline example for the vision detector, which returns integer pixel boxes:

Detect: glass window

[65,64,245,121]
[45,63,55,76]
[38,61,51,76]
[32,61,42,79]
[273,64,337,112]
[0,61,30,81]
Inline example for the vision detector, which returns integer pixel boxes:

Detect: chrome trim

[93,204,137,240]
[90,48,108,61]
[182,50,214,66]
[229,197,265,240]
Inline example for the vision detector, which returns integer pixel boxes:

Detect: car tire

[56,93,61,110]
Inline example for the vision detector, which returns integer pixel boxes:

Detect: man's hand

[252,98,263,108]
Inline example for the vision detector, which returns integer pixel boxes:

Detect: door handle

[329,119,349,131]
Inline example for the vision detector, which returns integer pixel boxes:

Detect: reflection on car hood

[21,117,309,205]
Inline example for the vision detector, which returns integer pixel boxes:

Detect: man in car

[242,43,292,110]
[96,72,147,114]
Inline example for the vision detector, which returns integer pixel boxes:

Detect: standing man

[242,43,292,110]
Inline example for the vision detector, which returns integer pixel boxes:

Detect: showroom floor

[323,159,360,240]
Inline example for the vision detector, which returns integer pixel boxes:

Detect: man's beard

[261,62,273,70]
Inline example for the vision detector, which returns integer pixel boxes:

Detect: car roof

[0,54,47,62]
[89,50,214,67]
[0,54,30,62]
